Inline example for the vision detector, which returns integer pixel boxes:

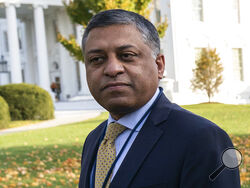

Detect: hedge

[0,96,10,129]
[0,83,54,120]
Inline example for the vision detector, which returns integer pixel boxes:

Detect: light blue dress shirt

[107,88,160,180]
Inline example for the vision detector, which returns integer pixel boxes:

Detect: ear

[155,54,165,79]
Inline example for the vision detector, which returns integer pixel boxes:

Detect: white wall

[160,0,250,104]
[0,0,249,103]
[56,8,79,100]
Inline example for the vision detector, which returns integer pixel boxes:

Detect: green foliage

[191,48,223,102]
[64,0,152,26]
[57,33,84,62]
[63,0,102,27]
[59,0,168,63]
[0,83,54,121]
[0,96,10,129]
[156,17,168,38]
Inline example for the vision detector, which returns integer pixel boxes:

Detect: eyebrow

[86,45,139,55]
[117,45,138,51]
[86,49,105,55]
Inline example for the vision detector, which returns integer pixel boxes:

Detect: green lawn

[183,103,250,135]
[0,104,249,187]
[0,120,43,131]
[7,120,43,129]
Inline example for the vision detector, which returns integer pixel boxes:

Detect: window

[192,0,204,21]
[232,48,243,81]
[53,20,58,42]
[22,69,25,82]
[232,0,240,23]
[154,0,161,23]
[3,31,9,52]
[18,28,22,50]
[155,9,161,23]
[0,56,8,72]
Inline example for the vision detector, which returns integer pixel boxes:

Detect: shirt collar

[107,88,160,132]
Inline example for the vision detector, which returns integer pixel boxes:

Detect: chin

[104,101,136,116]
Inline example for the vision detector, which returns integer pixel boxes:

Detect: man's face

[84,24,165,120]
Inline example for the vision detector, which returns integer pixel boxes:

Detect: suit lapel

[111,94,172,187]
[80,121,107,188]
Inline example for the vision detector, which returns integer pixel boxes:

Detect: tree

[191,48,223,103]
[57,0,168,62]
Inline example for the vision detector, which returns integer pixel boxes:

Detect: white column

[5,3,22,83]
[24,19,36,84]
[76,24,90,95]
[33,4,50,91]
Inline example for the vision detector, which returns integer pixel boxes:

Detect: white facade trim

[0,0,62,6]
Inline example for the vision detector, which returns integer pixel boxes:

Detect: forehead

[84,25,148,53]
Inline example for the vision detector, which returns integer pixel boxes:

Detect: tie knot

[104,122,127,142]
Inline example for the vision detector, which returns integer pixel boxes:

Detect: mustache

[101,81,132,91]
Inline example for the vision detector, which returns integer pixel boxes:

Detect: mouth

[101,82,131,91]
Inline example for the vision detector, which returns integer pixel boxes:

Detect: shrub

[0,96,10,129]
[0,83,54,120]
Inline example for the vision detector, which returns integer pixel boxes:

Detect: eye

[88,56,105,64]
[120,53,137,61]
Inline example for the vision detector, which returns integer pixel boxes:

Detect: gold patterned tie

[95,122,127,188]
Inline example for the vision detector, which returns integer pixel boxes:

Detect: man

[79,9,240,188]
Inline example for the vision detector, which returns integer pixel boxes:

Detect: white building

[160,0,250,104]
[0,0,249,104]
[0,0,90,101]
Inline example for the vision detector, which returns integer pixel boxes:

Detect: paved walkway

[0,98,106,135]
[0,110,104,135]
[54,97,104,111]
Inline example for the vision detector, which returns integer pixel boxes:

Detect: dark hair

[82,9,160,57]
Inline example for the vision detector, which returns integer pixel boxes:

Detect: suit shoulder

[164,104,234,159]
[166,103,230,141]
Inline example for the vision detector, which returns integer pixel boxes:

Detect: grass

[0,104,249,187]
[0,113,108,188]
[8,120,43,129]
[182,103,250,135]
[0,120,44,131]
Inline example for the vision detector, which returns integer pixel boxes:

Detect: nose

[103,55,124,77]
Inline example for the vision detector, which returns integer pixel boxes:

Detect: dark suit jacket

[79,94,241,188]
